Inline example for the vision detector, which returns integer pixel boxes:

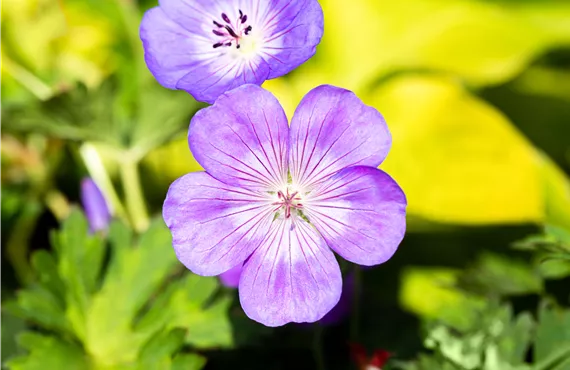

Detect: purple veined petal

[163,172,275,276]
[258,0,324,79]
[140,7,215,91]
[319,272,356,325]
[289,85,392,189]
[175,56,271,105]
[158,0,222,34]
[304,166,407,266]
[239,217,342,327]
[189,84,289,191]
[80,177,111,233]
[219,263,243,288]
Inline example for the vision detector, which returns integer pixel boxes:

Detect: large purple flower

[163,84,406,326]
[140,0,323,104]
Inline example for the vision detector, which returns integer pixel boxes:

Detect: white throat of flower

[270,177,311,222]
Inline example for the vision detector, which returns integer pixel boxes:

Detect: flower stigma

[273,187,303,219]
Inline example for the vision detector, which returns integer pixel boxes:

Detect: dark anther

[225,25,239,38]
[212,10,251,50]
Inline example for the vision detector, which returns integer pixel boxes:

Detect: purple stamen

[213,29,225,36]
[225,25,239,38]
[241,15,247,23]
[221,13,231,23]
[213,20,223,28]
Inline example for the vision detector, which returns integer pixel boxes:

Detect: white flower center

[272,187,304,219]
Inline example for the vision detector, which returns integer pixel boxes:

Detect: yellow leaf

[400,267,485,329]
[144,137,203,184]
[366,75,544,224]
[281,0,570,95]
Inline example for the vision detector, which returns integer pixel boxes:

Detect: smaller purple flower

[163,84,406,326]
[80,177,111,233]
[140,0,324,104]
[319,272,356,325]
[219,264,243,288]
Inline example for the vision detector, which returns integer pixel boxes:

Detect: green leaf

[6,332,88,370]
[399,267,486,330]
[8,286,69,334]
[84,219,178,365]
[535,301,570,362]
[52,209,106,341]
[171,353,207,370]
[422,304,534,370]
[137,274,233,348]
[458,253,543,296]
[491,311,534,366]
[1,312,26,363]
[7,212,218,369]
[30,250,65,301]
[137,328,187,370]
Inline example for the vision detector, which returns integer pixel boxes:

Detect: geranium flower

[140,0,323,104]
[163,84,406,326]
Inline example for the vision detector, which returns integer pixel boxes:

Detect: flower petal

[219,263,243,288]
[260,0,324,79]
[158,0,220,34]
[304,166,406,266]
[140,7,214,90]
[189,84,289,191]
[163,172,274,276]
[80,177,111,233]
[239,217,342,326]
[289,85,391,189]
[175,57,271,104]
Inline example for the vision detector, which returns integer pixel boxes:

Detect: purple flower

[140,0,324,104]
[219,263,243,288]
[319,272,356,325]
[80,177,111,233]
[163,84,406,326]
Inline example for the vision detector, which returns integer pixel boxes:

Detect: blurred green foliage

[4,210,230,369]
[2,0,570,369]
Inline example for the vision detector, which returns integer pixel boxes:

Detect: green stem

[3,57,53,100]
[7,201,43,285]
[79,143,128,222]
[120,159,149,232]
[313,326,326,370]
